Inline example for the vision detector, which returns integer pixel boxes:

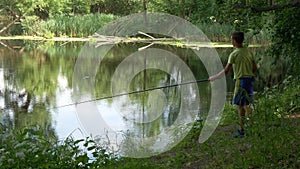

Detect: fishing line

[51,78,209,110]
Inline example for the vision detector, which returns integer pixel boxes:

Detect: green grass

[104,116,299,168]
[105,76,300,168]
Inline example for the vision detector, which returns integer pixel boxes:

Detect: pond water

[0,40,286,156]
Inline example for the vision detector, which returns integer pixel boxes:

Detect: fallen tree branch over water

[91,32,231,50]
[92,32,182,48]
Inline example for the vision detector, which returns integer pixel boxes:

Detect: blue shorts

[232,77,254,105]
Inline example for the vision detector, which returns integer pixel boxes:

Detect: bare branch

[92,33,181,47]
[0,6,23,35]
[0,15,21,34]
[234,0,300,12]
[5,6,19,18]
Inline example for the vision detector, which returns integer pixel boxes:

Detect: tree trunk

[143,0,147,12]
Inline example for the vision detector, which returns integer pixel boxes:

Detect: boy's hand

[208,75,218,81]
[208,68,227,81]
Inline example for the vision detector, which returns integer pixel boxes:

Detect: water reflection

[0,41,287,156]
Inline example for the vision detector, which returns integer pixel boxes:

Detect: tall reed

[195,22,271,44]
[196,22,233,42]
[21,13,270,43]
[21,14,117,37]
[41,13,117,37]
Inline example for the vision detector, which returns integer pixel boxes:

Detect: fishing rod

[52,78,209,109]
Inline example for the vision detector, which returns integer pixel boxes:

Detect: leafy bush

[268,6,300,75]
[0,124,116,168]
[254,76,300,121]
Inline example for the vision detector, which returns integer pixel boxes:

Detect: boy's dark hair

[231,31,244,44]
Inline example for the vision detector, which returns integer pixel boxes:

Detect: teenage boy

[208,31,257,137]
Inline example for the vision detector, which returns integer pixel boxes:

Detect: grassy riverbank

[106,76,300,168]
[1,76,299,168]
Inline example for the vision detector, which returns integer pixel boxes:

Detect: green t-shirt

[228,47,255,79]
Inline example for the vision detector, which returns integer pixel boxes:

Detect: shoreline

[0,36,266,48]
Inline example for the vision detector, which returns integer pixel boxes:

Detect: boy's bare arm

[252,61,257,73]
[208,63,232,81]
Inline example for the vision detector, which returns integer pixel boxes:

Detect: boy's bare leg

[238,105,245,131]
[244,105,253,126]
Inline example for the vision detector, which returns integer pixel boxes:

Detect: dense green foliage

[0,124,116,168]
[269,5,300,75]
